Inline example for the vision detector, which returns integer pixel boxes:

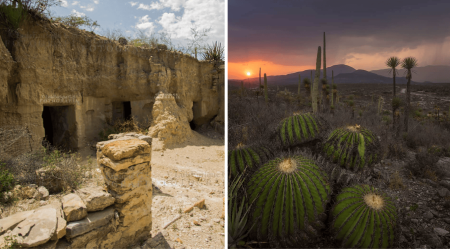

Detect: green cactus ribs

[247,155,331,247]
[331,184,397,248]
[278,113,325,148]
[228,143,273,179]
[323,125,380,172]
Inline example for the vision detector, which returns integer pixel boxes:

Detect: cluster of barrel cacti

[229,32,396,248]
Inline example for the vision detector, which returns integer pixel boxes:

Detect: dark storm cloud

[229,0,450,66]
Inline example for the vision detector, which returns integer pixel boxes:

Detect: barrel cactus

[278,113,326,148]
[228,143,273,179]
[323,125,380,172]
[247,155,331,247]
[330,184,398,248]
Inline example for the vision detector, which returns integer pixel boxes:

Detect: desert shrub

[3,145,91,192]
[98,117,145,141]
[247,155,331,247]
[405,149,440,179]
[386,141,407,160]
[330,184,398,248]
[402,119,450,149]
[0,160,15,202]
[0,0,27,29]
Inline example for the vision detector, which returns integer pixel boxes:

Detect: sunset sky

[228,0,450,79]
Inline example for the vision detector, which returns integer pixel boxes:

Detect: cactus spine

[264,73,268,103]
[331,184,398,248]
[247,155,331,247]
[312,46,321,114]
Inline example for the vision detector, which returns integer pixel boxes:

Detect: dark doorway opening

[42,105,77,150]
[189,120,196,130]
[123,101,132,120]
[42,106,54,146]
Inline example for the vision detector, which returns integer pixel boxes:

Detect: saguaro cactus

[248,155,331,247]
[264,73,268,103]
[331,184,398,248]
[323,32,327,80]
[312,46,321,114]
[298,74,301,97]
[378,96,384,115]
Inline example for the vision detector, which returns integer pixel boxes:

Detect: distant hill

[230,64,356,87]
[371,65,450,83]
[229,64,419,87]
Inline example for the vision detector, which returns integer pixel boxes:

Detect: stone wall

[0,17,224,159]
[0,135,153,248]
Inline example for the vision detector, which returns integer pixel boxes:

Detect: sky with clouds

[50,0,225,53]
[228,0,450,79]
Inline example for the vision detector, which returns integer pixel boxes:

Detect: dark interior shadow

[152,184,173,198]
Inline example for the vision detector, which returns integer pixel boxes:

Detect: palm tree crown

[401,57,418,78]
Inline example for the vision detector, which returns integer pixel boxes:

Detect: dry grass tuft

[389,171,405,189]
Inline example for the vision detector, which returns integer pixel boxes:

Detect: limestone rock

[0,210,34,234]
[11,208,57,247]
[437,187,450,197]
[148,92,193,148]
[100,139,151,161]
[36,167,64,194]
[62,194,87,222]
[99,153,150,172]
[65,207,114,238]
[21,185,38,199]
[434,228,449,237]
[35,203,66,241]
[76,186,115,212]
[69,222,115,249]
[437,157,450,177]
[36,186,50,201]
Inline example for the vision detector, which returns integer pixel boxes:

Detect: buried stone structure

[0,135,152,248]
[0,18,224,159]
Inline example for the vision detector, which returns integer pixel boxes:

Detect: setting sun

[246,72,251,76]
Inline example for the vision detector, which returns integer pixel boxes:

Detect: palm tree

[401,57,418,132]
[386,56,401,133]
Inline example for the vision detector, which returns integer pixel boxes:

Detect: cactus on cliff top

[247,155,331,247]
[278,113,326,147]
[331,184,398,248]
[323,125,380,172]
[228,143,274,179]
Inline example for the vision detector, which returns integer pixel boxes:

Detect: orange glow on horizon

[228,60,312,80]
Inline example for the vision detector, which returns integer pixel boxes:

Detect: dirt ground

[144,129,225,249]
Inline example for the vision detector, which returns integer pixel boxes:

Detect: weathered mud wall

[0,18,224,158]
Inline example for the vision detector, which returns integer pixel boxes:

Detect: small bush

[405,149,440,179]
[202,41,224,61]
[0,160,15,202]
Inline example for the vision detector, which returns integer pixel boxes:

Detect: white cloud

[135,15,155,34]
[137,0,186,11]
[156,0,224,44]
[72,1,79,6]
[71,9,85,17]
[93,0,99,4]
[60,0,68,7]
[129,1,138,7]
[80,5,95,11]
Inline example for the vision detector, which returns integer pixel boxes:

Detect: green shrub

[323,125,380,172]
[330,184,397,248]
[0,160,15,202]
[202,41,224,61]
[0,1,27,29]
[247,155,331,247]
[278,113,326,148]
